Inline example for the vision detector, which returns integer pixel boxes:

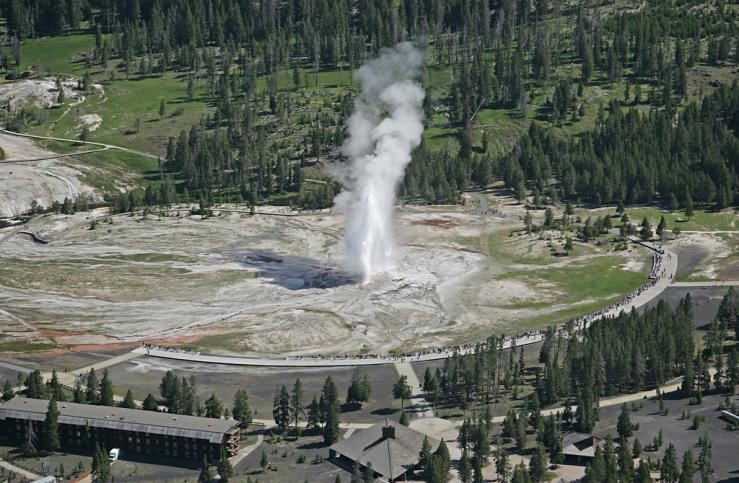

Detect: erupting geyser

[333,42,426,282]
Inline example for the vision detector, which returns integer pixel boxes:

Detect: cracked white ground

[0,200,652,356]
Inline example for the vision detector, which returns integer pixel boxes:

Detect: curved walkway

[138,240,679,367]
[671,281,739,287]
[0,128,159,162]
[0,457,41,481]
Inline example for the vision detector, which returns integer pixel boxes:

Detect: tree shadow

[371,407,398,416]
[297,440,328,450]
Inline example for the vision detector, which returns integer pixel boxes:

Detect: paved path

[229,432,264,467]
[670,281,739,287]
[52,351,141,389]
[0,359,34,374]
[0,457,42,481]
[137,240,679,368]
[394,362,434,418]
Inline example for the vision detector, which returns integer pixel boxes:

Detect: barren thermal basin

[0,203,647,356]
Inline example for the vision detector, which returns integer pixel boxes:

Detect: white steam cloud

[333,42,426,283]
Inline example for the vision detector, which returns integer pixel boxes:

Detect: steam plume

[333,42,426,282]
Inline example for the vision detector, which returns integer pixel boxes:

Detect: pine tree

[512,463,532,483]
[618,444,634,482]
[47,370,65,402]
[640,217,652,240]
[41,397,60,452]
[260,450,268,470]
[95,444,111,482]
[3,379,15,401]
[351,461,362,482]
[528,443,548,482]
[727,349,738,393]
[199,454,213,482]
[636,459,651,483]
[217,447,233,482]
[515,417,527,452]
[85,368,99,404]
[205,393,223,418]
[72,381,85,403]
[290,379,304,430]
[273,385,290,432]
[321,376,340,445]
[585,446,606,482]
[25,370,46,399]
[346,368,371,408]
[657,215,667,239]
[617,403,633,441]
[698,433,712,483]
[459,450,472,483]
[661,443,679,483]
[99,369,114,406]
[434,439,451,475]
[679,450,696,483]
[419,436,432,479]
[399,411,409,426]
[120,389,136,409]
[233,389,252,428]
[307,395,321,429]
[392,375,412,412]
[56,77,65,104]
[187,76,195,101]
[364,461,376,483]
[159,99,166,118]
[143,393,159,411]
[21,420,37,456]
[685,195,694,219]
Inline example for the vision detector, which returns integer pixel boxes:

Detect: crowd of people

[142,247,672,364]
[142,343,200,355]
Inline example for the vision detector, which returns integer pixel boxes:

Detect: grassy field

[462,228,598,266]
[14,30,739,188]
[497,253,648,330]
[19,33,97,75]
[0,340,57,353]
[27,72,211,156]
[573,206,738,232]
[622,207,737,232]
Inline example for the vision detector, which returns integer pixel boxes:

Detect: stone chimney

[382,425,395,439]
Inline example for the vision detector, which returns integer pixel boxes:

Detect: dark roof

[562,432,602,458]
[0,397,239,444]
[330,423,440,480]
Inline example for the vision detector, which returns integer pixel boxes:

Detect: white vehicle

[109,448,121,461]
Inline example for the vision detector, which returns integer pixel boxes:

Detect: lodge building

[330,422,440,482]
[0,396,241,461]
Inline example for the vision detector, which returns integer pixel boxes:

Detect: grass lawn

[28,73,211,157]
[0,340,57,353]
[19,33,96,75]
[0,444,92,480]
[498,253,648,330]
[461,229,597,266]
[622,207,737,232]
